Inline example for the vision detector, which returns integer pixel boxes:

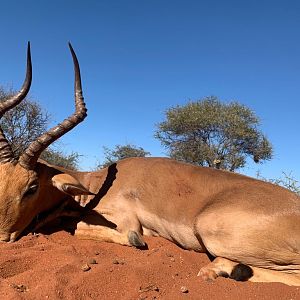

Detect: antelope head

[0,43,88,242]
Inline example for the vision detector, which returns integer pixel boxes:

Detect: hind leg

[198,257,253,282]
[248,267,300,286]
[198,257,300,286]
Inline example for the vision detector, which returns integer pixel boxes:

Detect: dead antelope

[0,44,299,286]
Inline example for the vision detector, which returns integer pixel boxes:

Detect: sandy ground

[0,229,299,300]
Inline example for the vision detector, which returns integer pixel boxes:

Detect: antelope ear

[51,174,94,196]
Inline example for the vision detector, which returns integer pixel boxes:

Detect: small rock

[11,284,28,293]
[88,258,97,264]
[112,258,124,265]
[94,251,100,255]
[170,257,175,262]
[81,264,91,272]
[139,284,159,293]
[180,286,189,293]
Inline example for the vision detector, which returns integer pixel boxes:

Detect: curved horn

[0,42,32,164]
[19,43,87,170]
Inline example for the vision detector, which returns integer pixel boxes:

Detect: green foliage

[257,171,300,195]
[0,87,49,158]
[0,87,80,170]
[40,149,80,170]
[155,96,273,171]
[98,144,151,169]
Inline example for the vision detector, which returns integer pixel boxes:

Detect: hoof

[230,263,253,281]
[128,231,146,248]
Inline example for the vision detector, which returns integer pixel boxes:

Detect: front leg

[75,221,145,247]
[74,210,145,247]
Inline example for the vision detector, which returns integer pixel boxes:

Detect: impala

[0,44,299,286]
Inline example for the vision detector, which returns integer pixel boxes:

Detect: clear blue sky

[0,0,299,181]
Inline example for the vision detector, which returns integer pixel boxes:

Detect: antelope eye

[24,184,39,197]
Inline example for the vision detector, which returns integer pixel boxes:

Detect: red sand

[0,230,299,300]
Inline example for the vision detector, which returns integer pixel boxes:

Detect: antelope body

[0,44,299,286]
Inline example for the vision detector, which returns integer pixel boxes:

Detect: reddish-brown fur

[1,157,297,285]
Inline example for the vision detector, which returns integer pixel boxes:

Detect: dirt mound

[0,231,298,299]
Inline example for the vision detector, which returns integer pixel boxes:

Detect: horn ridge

[19,43,87,170]
[0,129,15,164]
